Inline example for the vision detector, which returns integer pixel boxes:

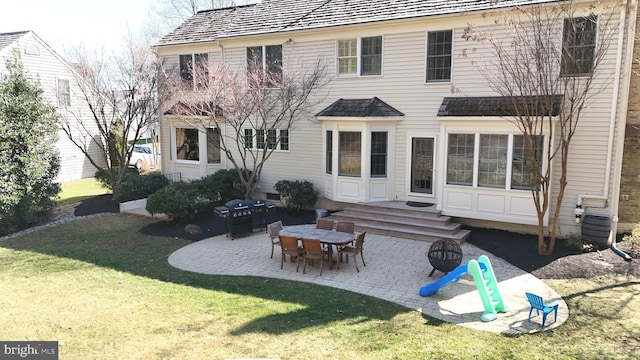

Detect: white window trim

[424,29,454,84]
[57,78,71,106]
[179,53,208,90]
[246,44,284,72]
[445,131,547,191]
[244,128,291,152]
[335,36,384,78]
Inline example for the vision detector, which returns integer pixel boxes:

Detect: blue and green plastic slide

[419,255,508,322]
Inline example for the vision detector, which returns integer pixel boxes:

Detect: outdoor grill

[427,239,463,276]
[213,198,274,239]
[249,197,275,232]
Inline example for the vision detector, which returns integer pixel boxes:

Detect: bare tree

[146,0,247,41]
[164,55,328,200]
[58,35,166,196]
[462,1,619,255]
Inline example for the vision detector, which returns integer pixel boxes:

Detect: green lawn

[58,178,110,204]
[0,214,638,359]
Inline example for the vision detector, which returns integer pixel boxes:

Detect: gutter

[608,0,637,261]
[575,1,628,216]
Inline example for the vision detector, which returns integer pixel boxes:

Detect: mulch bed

[65,195,640,279]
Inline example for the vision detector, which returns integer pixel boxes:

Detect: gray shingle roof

[0,31,29,53]
[316,97,404,117]
[157,0,558,46]
[437,95,563,117]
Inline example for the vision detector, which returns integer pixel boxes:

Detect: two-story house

[0,30,105,182]
[154,0,638,237]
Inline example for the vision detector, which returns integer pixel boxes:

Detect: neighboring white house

[154,0,637,236]
[0,30,105,182]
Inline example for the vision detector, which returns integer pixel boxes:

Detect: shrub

[114,172,169,203]
[623,223,640,254]
[0,53,61,235]
[146,182,198,223]
[562,232,592,252]
[274,180,318,213]
[192,169,251,204]
[95,167,136,191]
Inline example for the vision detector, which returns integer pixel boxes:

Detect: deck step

[326,201,470,243]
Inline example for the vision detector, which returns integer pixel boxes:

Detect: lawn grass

[1,215,639,359]
[58,178,110,204]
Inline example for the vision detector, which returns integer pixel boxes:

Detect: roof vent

[25,44,40,56]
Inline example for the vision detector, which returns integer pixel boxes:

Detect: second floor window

[180,53,209,89]
[426,30,453,82]
[57,79,70,106]
[337,36,382,77]
[561,16,597,76]
[247,45,283,82]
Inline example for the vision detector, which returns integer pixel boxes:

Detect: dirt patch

[467,227,638,279]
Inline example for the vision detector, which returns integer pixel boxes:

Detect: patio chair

[316,218,334,230]
[525,292,559,328]
[301,238,330,275]
[336,221,355,234]
[267,221,283,259]
[337,231,366,272]
[279,234,303,271]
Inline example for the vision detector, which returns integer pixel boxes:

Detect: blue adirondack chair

[525,292,559,328]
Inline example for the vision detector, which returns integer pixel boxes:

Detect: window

[256,129,265,149]
[426,30,452,82]
[326,130,333,174]
[370,132,387,177]
[478,134,508,188]
[339,132,361,176]
[247,45,283,82]
[337,40,357,75]
[447,134,475,185]
[207,128,221,163]
[446,133,544,190]
[243,128,289,151]
[180,53,209,89]
[561,16,597,76]
[279,129,289,150]
[175,128,199,161]
[511,135,543,190]
[337,36,382,77]
[244,129,253,149]
[57,79,70,106]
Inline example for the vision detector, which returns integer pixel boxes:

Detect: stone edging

[0,213,117,242]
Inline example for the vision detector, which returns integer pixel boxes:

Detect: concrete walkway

[168,228,568,335]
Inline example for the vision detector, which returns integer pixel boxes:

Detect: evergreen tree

[0,51,61,235]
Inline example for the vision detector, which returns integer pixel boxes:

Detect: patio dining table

[279,224,354,269]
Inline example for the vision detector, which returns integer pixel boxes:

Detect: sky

[0,0,157,55]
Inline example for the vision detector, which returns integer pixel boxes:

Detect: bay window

[370,131,387,177]
[339,131,361,176]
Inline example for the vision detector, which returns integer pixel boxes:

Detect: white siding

[0,32,105,182]
[156,1,632,233]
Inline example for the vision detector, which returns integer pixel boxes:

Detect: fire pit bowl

[427,239,463,277]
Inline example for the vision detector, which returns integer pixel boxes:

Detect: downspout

[609,0,636,261]
[574,2,627,220]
